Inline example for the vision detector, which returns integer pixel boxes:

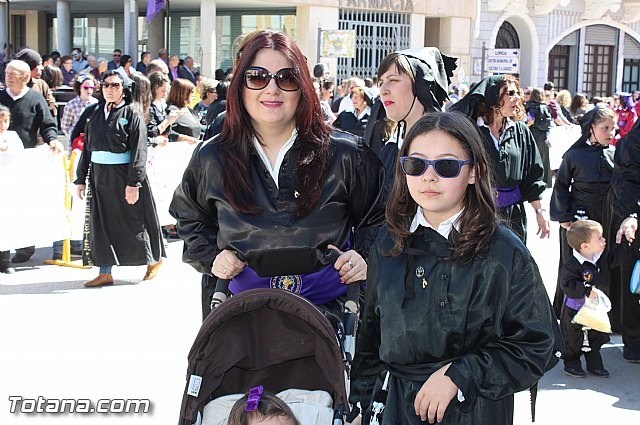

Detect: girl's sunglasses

[244,66,300,91]
[400,156,474,178]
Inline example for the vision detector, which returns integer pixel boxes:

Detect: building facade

[2,0,640,96]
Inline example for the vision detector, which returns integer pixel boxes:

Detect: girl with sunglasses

[452,74,550,243]
[74,70,165,287]
[170,30,384,319]
[351,111,560,425]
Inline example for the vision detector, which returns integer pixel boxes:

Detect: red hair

[217,31,331,216]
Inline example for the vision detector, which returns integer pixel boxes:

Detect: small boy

[0,105,24,274]
[560,219,610,377]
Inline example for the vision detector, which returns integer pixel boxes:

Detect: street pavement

[1,189,639,424]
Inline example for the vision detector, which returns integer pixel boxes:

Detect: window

[622,59,640,93]
[582,44,614,98]
[548,45,570,91]
[495,21,520,49]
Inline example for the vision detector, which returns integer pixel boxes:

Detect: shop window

[548,45,569,91]
[582,44,613,98]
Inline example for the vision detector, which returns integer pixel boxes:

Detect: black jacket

[0,89,58,148]
[550,142,613,223]
[169,130,385,275]
[612,124,640,217]
[351,225,560,424]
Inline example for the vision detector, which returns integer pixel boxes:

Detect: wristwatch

[535,208,547,215]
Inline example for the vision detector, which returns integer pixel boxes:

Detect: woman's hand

[125,185,139,205]
[616,216,638,244]
[156,135,169,146]
[535,210,551,238]
[414,363,458,424]
[327,244,367,284]
[166,109,180,125]
[76,184,86,200]
[211,249,246,279]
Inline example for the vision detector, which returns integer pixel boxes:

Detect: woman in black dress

[75,70,165,286]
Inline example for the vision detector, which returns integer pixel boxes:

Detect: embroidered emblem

[118,117,129,125]
[294,190,300,198]
[422,278,428,289]
[270,275,302,294]
[582,269,594,283]
[416,266,425,278]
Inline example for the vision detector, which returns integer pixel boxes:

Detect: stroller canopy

[179,288,349,424]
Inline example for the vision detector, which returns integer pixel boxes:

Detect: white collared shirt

[6,86,30,100]
[477,116,515,151]
[586,138,615,168]
[251,128,298,188]
[356,106,371,120]
[409,207,463,239]
[572,248,602,265]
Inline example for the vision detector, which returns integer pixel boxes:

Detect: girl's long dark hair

[217,30,331,216]
[385,111,498,263]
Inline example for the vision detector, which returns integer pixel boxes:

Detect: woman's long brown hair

[385,111,499,263]
[217,30,331,217]
[473,74,525,125]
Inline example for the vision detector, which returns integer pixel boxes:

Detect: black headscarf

[570,105,608,148]
[395,47,458,113]
[450,75,504,117]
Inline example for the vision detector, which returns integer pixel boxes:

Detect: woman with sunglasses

[74,70,165,287]
[170,30,384,318]
[351,111,559,424]
[451,74,550,242]
[60,74,98,136]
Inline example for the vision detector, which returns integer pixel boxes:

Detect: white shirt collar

[153,99,166,110]
[104,100,126,119]
[251,128,298,188]
[384,125,405,150]
[572,248,602,265]
[409,207,463,239]
[477,116,515,150]
[356,106,371,120]
[6,86,30,100]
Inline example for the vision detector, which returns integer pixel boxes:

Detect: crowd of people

[1,32,640,424]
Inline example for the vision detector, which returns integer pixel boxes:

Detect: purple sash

[228,264,346,305]
[496,186,522,208]
[564,296,585,311]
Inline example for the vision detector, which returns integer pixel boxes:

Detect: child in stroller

[227,386,300,425]
[179,288,352,425]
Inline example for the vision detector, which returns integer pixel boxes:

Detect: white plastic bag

[572,288,612,333]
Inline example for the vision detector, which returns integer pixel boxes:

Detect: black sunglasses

[505,89,520,98]
[244,66,300,91]
[400,156,474,178]
[102,82,122,89]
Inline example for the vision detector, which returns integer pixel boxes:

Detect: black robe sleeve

[612,129,640,217]
[169,143,220,275]
[73,105,101,185]
[517,122,546,202]
[126,107,148,187]
[550,149,574,222]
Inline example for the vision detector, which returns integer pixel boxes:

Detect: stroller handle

[211,278,230,310]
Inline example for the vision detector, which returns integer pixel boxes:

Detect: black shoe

[587,367,610,377]
[11,253,31,263]
[52,253,62,261]
[623,347,640,363]
[563,365,587,377]
[0,266,15,274]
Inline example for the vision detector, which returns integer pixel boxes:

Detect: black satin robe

[169,129,384,277]
[351,225,560,425]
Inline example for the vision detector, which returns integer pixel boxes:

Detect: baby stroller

[178,288,352,424]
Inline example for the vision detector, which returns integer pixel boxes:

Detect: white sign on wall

[486,48,520,73]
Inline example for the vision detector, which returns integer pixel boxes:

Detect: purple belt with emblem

[228,263,346,305]
[564,296,585,311]
[496,186,522,208]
